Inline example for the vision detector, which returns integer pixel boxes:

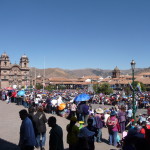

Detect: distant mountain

[29,67,150,79]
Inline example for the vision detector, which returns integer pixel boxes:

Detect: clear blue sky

[0,0,150,70]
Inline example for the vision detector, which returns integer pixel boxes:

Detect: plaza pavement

[0,101,146,150]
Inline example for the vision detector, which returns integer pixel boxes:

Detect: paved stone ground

[0,101,147,150]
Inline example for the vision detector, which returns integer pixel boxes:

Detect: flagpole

[43,57,45,92]
[35,68,36,88]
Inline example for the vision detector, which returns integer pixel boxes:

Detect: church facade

[0,53,30,89]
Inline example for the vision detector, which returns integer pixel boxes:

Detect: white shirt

[104,114,110,123]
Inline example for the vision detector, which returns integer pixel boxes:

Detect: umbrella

[122,96,127,99]
[17,90,25,96]
[42,93,47,95]
[142,101,149,104]
[5,87,13,90]
[74,93,91,102]
[58,103,66,111]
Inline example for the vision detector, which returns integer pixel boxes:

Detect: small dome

[21,54,28,58]
[1,52,9,58]
[114,66,119,71]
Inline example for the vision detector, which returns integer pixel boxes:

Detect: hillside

[29,67,150,79]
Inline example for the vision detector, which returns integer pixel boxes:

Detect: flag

[137,83,142,93]
[129,83,134,91]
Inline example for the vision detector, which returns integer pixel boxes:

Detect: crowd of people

[1,88,150,150]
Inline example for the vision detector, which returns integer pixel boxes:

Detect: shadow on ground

[102,138,109,144]
[0,138,20,150]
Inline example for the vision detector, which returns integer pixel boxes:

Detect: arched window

[4,62,7,66]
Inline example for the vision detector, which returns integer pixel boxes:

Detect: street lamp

[130,60,136,121]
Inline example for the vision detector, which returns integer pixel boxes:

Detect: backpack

[107,117,117,129]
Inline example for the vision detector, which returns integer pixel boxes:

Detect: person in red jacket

[11,90,17,103]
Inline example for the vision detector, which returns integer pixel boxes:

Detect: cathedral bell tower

[19,54,29,68]
[112,66,120,78]
[0,52,11,67]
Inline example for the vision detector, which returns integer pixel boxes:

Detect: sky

[0,0,150,70]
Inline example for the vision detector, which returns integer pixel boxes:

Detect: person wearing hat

[86,118,97,150]
[77,127,95,150]
[66,116,79,150]
[106,110,119,147]
[94,108,104,143]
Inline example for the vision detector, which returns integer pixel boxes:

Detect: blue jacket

[19,117,36,146]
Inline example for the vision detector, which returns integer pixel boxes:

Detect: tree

[36,83,43,90]
[124,86,132,96]
[100,83,113,95]
[45,85,57,91]
[93,83,113,95]
[93,84,100,94]
[21,86,25,89]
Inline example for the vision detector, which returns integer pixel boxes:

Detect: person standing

[106,111,119,147]
[70,102,77,117]
[34,106,47,150]
[48,116,64,150]
[126,107,133,125]
[118,106,126,133]
[82,102,89,125]
[11,90,17,103]
[46,98,52,113]
[86,118,97,150]
[77,127,95,150]
[2,90,6,101]
[66,116,79,150]
[19,109,36,150]
[94,108,104,143]
[104,110,110,127]
[147,106,150,116]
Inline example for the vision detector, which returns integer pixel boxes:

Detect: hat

[79,121,84,124]
[110,111,117,116]
[131,119,135,122]
[128,128,138,136]
[95,108,104,114]
[78,127,95,138]
[104,109,111,113]
[70,116,77,122]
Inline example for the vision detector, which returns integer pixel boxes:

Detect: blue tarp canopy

[17,90,25,96]
[74,93,91,102]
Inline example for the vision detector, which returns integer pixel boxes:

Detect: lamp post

[130,60,136,121]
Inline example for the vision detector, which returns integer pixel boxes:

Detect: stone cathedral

[0,52,30,89]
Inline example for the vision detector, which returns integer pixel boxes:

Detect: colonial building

[0,53,30,89]
[47,67,150,90]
